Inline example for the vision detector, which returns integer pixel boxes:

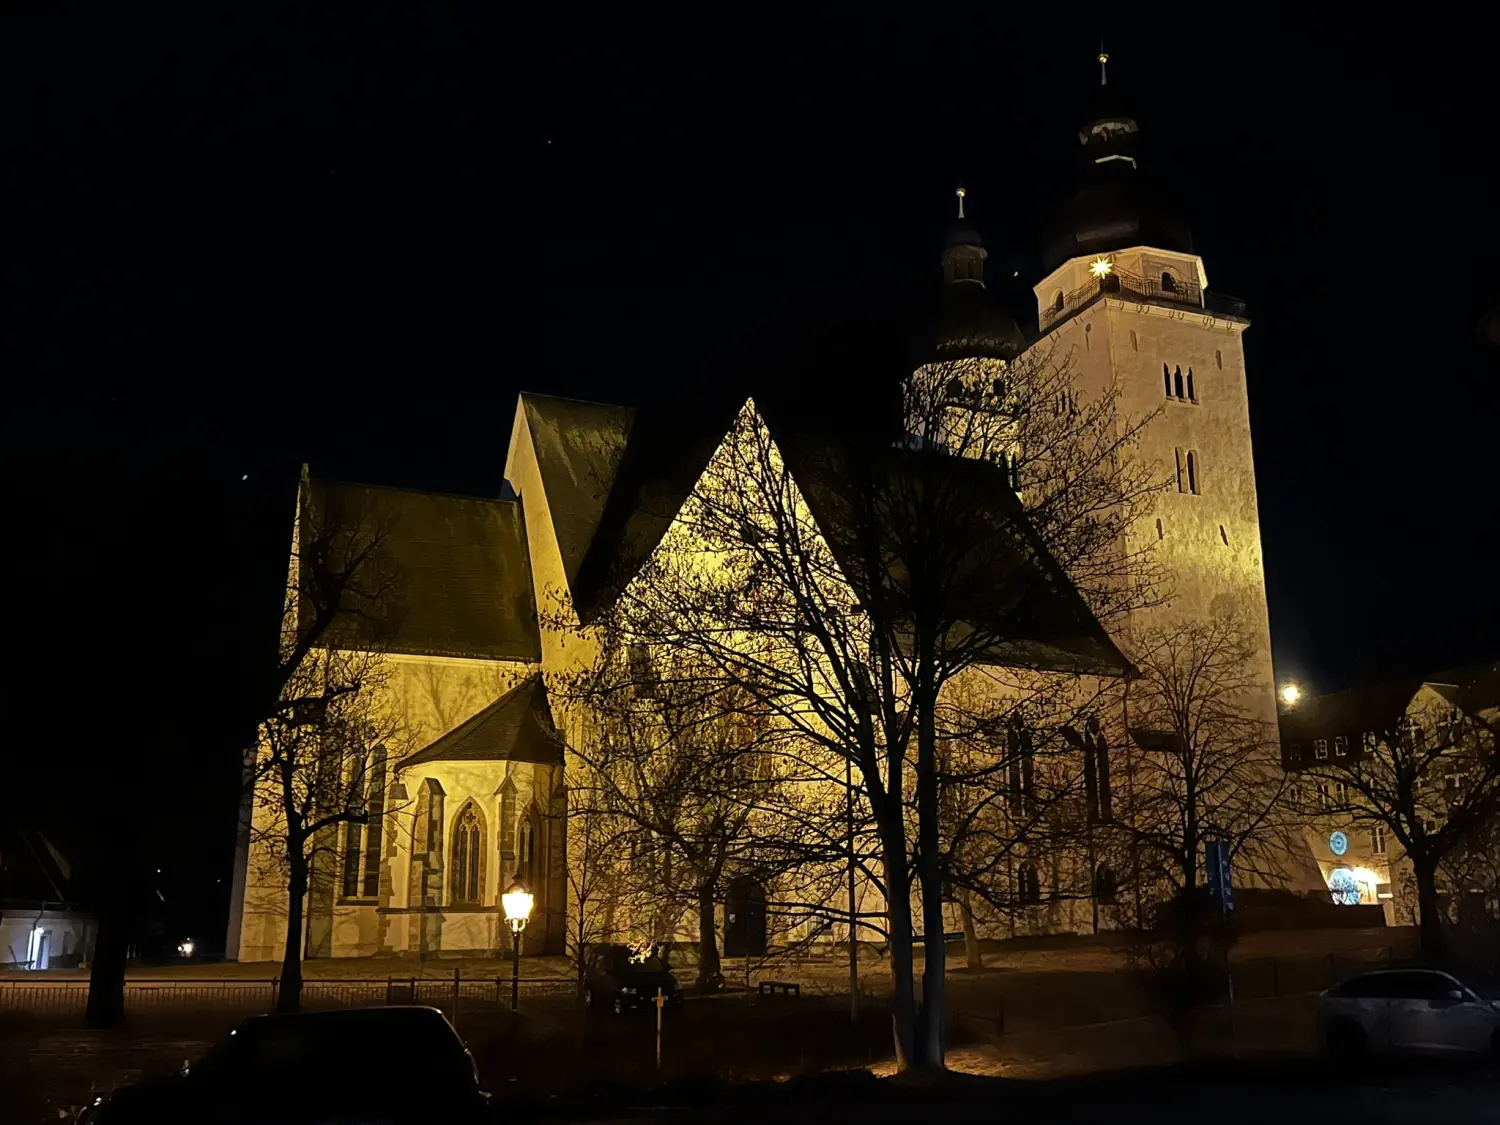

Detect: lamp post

[501,877,534,1013]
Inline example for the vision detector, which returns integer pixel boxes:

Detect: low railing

[1043,268,1247,327]
[0,974,580,1018]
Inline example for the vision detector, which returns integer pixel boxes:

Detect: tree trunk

[695,882,722,992]
[958,889,982,970]
[882,834,919,1070]
[1414,860,1444,960]
[85,899,129,1029]
[278,854,308,1013]
[915,676,946,1070]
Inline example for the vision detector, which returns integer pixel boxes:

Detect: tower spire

[1098,41,1109,87]
[956,184,966,220]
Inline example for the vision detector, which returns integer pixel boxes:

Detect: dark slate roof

[770,423,1131,678]
[399,675,560,769]
[519,394,635,589]
[312,477,541,662]
[569,385,1128,678]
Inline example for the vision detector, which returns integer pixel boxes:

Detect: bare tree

[589,342,1144,1069]
[235,475,404,1013]
[554,762,633,993]
[1113,617,1293,942]
[562,645,786,992]
[1302,703,1499,958]
[250,646,398,1011]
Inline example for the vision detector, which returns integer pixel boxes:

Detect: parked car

[1319,968,1500,1058]
[583,943,682,1014]
[78,1005,490,1123]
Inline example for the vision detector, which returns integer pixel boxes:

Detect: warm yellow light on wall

[1090,257,1113,279]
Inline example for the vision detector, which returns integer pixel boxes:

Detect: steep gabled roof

[398,674,560,769]
[769,421,1132,678]
[569,390,1128,679]
[518,394,635,588]
[311,477,541,662]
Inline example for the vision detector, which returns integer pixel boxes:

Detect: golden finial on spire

[956,184,966,220]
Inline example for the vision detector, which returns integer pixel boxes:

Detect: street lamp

[1279,682,1302,708]
[502,877,534,1013]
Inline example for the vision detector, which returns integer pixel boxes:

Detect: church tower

[1027,55,1276,720]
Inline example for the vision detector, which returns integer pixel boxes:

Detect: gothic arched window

[1173,366,1185,399]
[1163,363,1172,399]
[1186,450,1199,495]
[1186,368,1196,402]
[518,804,539,886]
[1160,271,1177,292]
[450,804,483,905]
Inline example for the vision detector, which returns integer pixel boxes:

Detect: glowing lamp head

[502,879,534,931]
[1089,256,1113,280]
[1279,682,1302,707]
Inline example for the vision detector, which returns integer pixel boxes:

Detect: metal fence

[0,975,579,1019]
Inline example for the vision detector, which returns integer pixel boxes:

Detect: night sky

[9,9,1498,942]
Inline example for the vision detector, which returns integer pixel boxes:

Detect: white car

[1319,968,1500,1057]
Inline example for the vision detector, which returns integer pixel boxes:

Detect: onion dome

[1041,53,1193,274]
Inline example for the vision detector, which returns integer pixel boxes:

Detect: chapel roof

[310,476,541,662]
[399,673,560,769]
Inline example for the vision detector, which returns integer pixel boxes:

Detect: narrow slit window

[1186,369,1196,402]
[1163,363,1172,398]
[1186,450,1199,495]
[1215,349,1223,370]
[1174,366,1185,399]
[1156,517,1164,540]
[1175,448,1185,492]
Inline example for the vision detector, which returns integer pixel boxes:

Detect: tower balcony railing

[1042,268,1247,328]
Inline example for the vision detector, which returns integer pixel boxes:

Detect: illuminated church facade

[229,73,1315,964]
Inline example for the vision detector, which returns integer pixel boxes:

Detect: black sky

[8,9,1498,936]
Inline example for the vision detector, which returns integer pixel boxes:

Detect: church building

[228,66,1301,964]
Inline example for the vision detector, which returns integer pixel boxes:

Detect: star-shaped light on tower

[1090,256,1113,280]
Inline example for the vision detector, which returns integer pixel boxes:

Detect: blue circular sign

[1329,830,1349,856]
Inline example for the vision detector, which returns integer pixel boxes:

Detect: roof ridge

[520,390,635,412]
[310,474,517,506]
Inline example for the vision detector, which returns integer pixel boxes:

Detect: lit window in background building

[1371,825,1386,854]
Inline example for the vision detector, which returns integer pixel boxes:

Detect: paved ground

[0,927,1433,1122]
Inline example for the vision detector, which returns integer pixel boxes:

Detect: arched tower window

[1018,862,1041,905]
[1160,271,1177,293]
[449,803,484,905]
[1186,369,1196,402]
[1051,290,1064,313]
[1007,721,1036,815]
[1175,448,1185,492]
[1186,450,1199,495]
[1163,363,1172,398]
[1094,864,1118,903]
[1173,366,1185,399]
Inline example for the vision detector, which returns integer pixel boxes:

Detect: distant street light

[502,878,534,1013]
[1279,682,1302,707]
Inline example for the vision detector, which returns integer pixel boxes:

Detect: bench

[757,980,801,998]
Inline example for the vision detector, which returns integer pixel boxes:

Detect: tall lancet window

[450,804,483,905]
